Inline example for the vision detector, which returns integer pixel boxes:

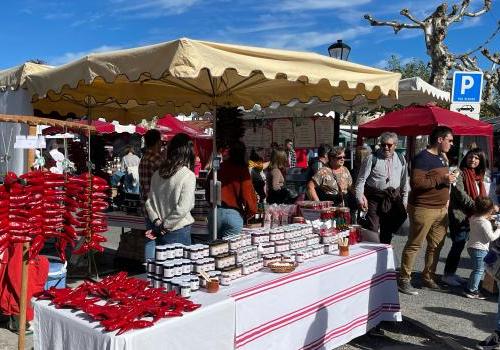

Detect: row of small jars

[148,258,192,278]
[231,245,258,264]
[155,244,185,261]
[183,244,210,260]
[226,234,252,251]
[148,274,200,298]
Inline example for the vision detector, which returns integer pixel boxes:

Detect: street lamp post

[327,40,351,147]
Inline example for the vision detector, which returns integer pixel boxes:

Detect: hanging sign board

[272,118,293,145]
[293,118,315,148]
[242,125,272,149]
[314,118,334,146]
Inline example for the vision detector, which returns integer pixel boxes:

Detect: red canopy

[358,105,493,138]
[156,114,212,165]
[156,114,206,139]
[358,105,494,161]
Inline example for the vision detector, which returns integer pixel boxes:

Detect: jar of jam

[220,272,231,286]
[163,262,175,278]
[180,282,191,298]
[173,261,183,276]
[165,246,175,260]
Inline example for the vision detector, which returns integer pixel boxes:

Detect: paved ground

[1,226,498,349]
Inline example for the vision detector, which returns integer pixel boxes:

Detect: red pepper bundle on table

[35,272,201,334]
[67,172,109,255]
[0,172,32,255]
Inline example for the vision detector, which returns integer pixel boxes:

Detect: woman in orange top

[207,141,257,238]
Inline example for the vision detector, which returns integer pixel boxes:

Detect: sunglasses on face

[381,143,394,148]
[330,155,345,160]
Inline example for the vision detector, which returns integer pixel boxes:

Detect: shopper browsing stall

[399,126,455,295]
[443,148,497,287]
[464,196,500,299]
[307,146,353,207]
[355,132,408,244]
[207,141,257,238]
[267,147,297,204]
[140,130,164,261]
[145,133,196,245]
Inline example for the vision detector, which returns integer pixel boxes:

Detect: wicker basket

[268,262,297,273]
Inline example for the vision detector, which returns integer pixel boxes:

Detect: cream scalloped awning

[242,77,450,117]
[27,37,400,124]
[0,62,53,91]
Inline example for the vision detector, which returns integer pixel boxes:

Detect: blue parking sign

[451,71,483,103]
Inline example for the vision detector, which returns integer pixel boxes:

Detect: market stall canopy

[26,37,400,124]
[156,114,209,140]
[76,118,147,135]
[357,105,492,138]
[242,77,449,118]
[0,62,52,91]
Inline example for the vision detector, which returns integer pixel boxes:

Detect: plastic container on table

[44,256,67,290]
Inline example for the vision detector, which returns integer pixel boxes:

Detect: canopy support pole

[211,105,218,241]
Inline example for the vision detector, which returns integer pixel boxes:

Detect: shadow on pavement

[423,306,495,347]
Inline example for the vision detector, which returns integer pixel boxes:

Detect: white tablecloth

[33,292,235,350]
[33,243,400,350]
[226,243,400,350]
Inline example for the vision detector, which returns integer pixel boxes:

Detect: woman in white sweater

[145,133,196,246]
[465,196,500,299]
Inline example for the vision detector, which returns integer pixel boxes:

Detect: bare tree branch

[400,8,424,26]
[364,14,420,34]
[482,48,500,65]
[448,0,492,24]
[464,0,492,17]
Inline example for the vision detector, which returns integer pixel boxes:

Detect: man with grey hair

[355,132,409,244]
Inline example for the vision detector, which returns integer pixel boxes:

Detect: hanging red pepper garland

[0,170,109,261]
[67,172,109,255]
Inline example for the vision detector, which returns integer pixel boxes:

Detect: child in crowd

[465,196,500,299]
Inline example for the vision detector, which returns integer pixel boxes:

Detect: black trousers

[362,187,405,244]
[444,228,469,275]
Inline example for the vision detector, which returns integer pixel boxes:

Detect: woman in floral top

[307,146,353,206]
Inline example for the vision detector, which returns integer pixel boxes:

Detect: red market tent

[156,114,207,139]
[156,114,212,165]
[358,105,493,158]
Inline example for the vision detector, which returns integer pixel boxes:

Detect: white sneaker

[442,274,461,287]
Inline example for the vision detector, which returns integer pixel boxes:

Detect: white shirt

[468,215,500,251]
[145,166,196,231]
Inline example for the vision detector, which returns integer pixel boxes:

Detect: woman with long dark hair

[207,141,257,238]
[443,148,497,287]
[267,148,296,204]
[145,133,196,245]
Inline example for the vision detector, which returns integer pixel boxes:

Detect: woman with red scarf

[442,148,498,287]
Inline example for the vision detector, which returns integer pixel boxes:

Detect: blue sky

[1,0,499,71]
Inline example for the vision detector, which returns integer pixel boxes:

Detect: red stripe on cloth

[231,245,390,299]
[235,272,398,348]
[301,304,400,350]
[232,246,390,301]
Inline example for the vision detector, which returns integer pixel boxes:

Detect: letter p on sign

[452,71,483,104]
[460,76,474,95]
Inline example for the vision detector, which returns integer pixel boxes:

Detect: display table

[33,243,400,350]
[106,211,209,236]
[33,292,235,350]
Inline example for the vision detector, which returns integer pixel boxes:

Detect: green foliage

[384,55,432,82]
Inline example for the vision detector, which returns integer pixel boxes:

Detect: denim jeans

[208,207,243,239]
[467,247,488,292]
[144,217,192,261]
